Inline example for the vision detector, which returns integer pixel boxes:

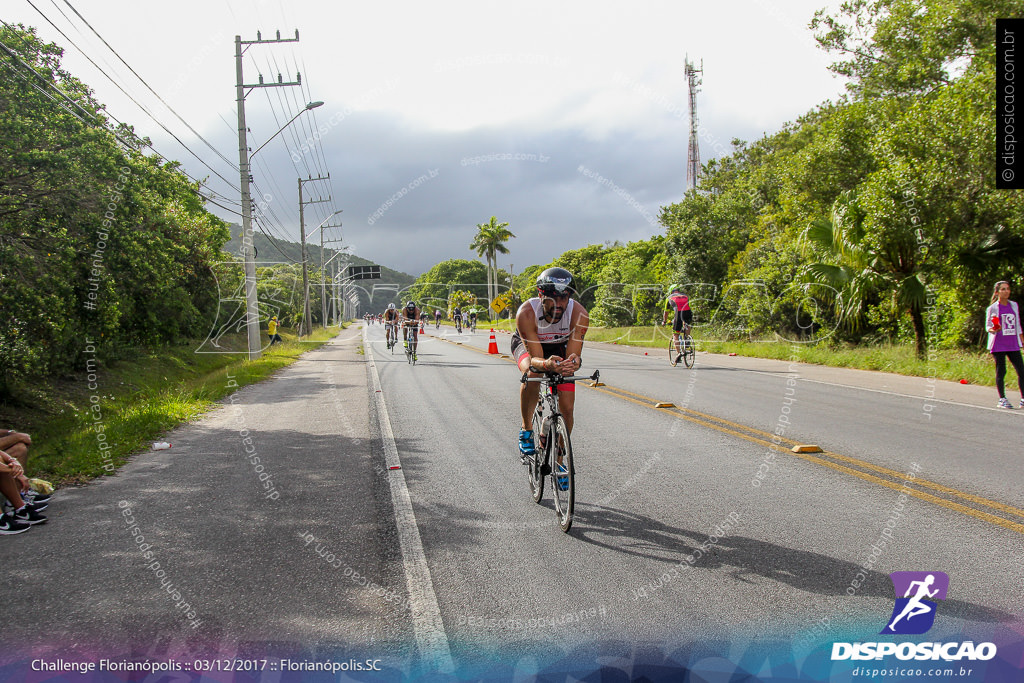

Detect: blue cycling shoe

[556,462,569,491]
[518,429,536,461]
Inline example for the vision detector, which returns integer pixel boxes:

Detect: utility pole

[320,216,344,327]
[298,175,331,336]
[338,260,351,322]
[236,29,301,359]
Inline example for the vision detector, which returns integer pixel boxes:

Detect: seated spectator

[0,450,46,533]
[0,430,48,503]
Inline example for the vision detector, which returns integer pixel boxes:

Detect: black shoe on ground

[23,490,51,504]
[0,512,32,535]
[13,503,47,525]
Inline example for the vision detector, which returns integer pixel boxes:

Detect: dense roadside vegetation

[0,25,350,483]
[0,25,360,399]
[1,24,233,397]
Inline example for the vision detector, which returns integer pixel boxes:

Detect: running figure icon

[881,571,949,635]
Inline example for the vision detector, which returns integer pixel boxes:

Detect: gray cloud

[219,109,769,276]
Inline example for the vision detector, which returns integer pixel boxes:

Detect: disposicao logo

[831,571,997,663]
[882,571,948,635]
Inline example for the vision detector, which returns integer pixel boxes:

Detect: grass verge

[585,325,994,386]
[0,326,342,486]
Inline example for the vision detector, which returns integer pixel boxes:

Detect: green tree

[469,216,515,320]
[408,259,488,313]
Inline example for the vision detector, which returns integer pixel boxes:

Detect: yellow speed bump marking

[792,444,823,453]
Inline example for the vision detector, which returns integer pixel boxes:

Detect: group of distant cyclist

[364,270,700,528]
[369,272,696,492]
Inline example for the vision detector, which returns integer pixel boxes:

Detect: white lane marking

[363,326,454,673]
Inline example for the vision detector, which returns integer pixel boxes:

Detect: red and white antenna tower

[685,56,703,192]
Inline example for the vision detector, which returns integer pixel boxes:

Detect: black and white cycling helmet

[406,301,416,309]
[387,303,396,310]
[536,267,575,297]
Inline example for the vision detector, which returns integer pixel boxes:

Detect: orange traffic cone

[487,329,499,354]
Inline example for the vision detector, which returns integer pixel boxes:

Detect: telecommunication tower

[685,56,703,192]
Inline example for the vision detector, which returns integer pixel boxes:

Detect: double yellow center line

[426,330,1024,536]
[589,382,1024,536]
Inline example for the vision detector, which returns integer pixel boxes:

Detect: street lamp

[238,99,323,359]
[250,101,323,159]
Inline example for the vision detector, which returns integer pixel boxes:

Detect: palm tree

[801,196,929,357]
[470,216,515,319]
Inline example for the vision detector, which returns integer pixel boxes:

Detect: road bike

[520,368,600,532]
[403,326,418,365]
[669,328,695,368]
[385,324,397,354]
[469,318,477,332]
[454,317,463,334]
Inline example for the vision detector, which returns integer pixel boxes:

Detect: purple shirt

[989,302,1022,353]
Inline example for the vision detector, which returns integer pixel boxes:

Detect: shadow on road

[566,503,1014,626]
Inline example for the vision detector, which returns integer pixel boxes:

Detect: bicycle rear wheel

[668,336,679,366]
[528,405,545,503]
[550,416,574,532]
[683,333,695,368]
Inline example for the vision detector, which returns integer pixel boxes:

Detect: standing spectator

[986,281,1024,409]
[268,316,283,346]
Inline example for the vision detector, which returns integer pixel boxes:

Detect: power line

[58,0,239,172]
[22,0,242,195]
[0,40,244,218]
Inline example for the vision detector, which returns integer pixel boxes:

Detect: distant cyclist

[383,303,399,348]
[513,267,589,468]
[401,300,421,361]
[664,285,692,365]
[469,309,478,332]
[419,307,428,332]
[453,306,463,333]
[434,309,442,329]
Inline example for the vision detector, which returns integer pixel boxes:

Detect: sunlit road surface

[370,323,1021,664]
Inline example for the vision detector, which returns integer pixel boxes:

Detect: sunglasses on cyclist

[539,287,571,299]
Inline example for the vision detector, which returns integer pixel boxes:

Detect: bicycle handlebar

[520,369,600,384]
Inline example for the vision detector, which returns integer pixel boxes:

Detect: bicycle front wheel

[683,334,695,368]
[551,417,574,532]
[668,336,679,366]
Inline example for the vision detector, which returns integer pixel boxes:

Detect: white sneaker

[998,398,1013,409]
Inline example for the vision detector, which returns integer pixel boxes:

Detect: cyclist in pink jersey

[663,286,693,365]
[986,280,1024,409]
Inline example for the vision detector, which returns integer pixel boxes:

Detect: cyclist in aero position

[513,267,589,463]
[401,300,421,361]
[452,306,463,333]
[434,309,442,329]
[383,303,399,348]
[664,285,692,365]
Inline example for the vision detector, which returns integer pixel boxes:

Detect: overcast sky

[7,0,850,276]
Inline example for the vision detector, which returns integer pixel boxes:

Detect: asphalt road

[2,321,1021,678]
[370,323,1022,668]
